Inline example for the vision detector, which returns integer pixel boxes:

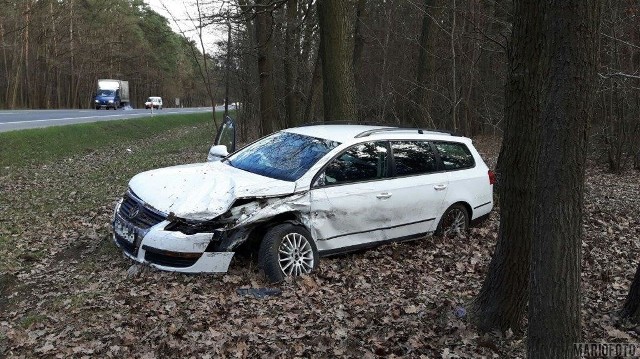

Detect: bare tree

[470,0,544,333]
[596,0,640,173]
[528,1,601,357]
[254,0,279,134]
[412,0,436,127]
[317,0,357,122]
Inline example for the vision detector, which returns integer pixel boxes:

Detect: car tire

[435,203,469,237]
[258,224,318,283]
[95,106,100,110]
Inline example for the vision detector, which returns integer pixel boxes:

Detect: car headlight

[95,100,99,103]
[108,100,114,103]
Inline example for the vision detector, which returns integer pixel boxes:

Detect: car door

[309,141,407,254]
[382,140,449,240]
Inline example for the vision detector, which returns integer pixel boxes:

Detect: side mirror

[207,144,228,162]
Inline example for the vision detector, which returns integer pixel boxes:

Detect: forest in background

[1,0,638,171]
[210,0,639,172]
[0,0,218,109]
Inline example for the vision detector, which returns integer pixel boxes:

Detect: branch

[598,72,640,80]
[601,32,640,50]
[458,11,507,53]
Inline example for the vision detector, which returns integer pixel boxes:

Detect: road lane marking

[0,113,146,125]
[0,108,213,127]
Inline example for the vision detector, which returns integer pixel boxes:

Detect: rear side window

[391,141,438,176]
[324,141,389,184]
[435,142,475,170]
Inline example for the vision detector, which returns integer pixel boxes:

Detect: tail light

[488,170,496,185]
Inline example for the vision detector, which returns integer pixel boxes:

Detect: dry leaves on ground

[0,132,638,358]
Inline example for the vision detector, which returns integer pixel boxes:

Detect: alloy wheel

[278,233,315,276]
[443,208,467,236]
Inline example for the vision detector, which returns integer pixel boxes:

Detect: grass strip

[0,112,221,168]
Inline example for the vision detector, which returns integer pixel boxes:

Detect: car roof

[283,124,468,144]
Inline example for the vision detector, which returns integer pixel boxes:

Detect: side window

[324,142,389,185]
[434,142,475,170]
[391,141,438,176]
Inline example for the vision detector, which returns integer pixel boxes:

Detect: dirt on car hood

[128,161,297,220]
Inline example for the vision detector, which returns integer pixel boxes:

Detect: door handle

[376,192,392,199]
[434,184,448,191]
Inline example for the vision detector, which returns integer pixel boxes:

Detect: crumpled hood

[128,161,297,220]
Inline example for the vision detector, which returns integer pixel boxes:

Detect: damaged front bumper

[112,199,235,273]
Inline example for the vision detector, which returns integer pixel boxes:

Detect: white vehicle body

[145,96,163,109]
[113,125,493,277]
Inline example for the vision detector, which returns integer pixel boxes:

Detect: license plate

[114,218,136,244]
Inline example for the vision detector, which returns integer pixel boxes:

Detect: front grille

[143,246,200,268]
[118,193,166,229]
[115,233,137,256]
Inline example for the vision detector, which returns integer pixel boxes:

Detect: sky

[145,0,225,53]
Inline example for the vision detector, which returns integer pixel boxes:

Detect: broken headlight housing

[164,212,230,235]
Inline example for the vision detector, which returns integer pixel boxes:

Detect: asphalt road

[0,107,221,132]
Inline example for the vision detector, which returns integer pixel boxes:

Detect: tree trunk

[195,0,218,127]
[304,49,323,123]
[0,22,7,108]
[450,0,458,131]
[283,0,300,127]
[69,0,75,108]
[24,1,32,108]
[528,1,600,358]
[470,0,545,333]
[352,0,366,70]
[224,19,232,118]
[413,0,435,128]
[620,262,640,322]
[255,0,279,135]
[317,0,357,122]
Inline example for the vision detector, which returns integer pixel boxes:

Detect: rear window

[434,142,475,170]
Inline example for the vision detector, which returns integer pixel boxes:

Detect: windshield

[97,90,115,97]
[226,132,340,181]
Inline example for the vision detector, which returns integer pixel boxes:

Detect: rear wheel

[258,224,318,283]
[435,203,469,237]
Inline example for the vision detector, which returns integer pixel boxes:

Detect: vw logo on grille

[127,204,141,220]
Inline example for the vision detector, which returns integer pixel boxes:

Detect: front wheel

[259,224,318,283]
[435,203,469,237]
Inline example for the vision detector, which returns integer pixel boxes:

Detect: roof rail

[354,127,458,138]
[298,120,386,127]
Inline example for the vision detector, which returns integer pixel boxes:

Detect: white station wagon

[113,122,494,282]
